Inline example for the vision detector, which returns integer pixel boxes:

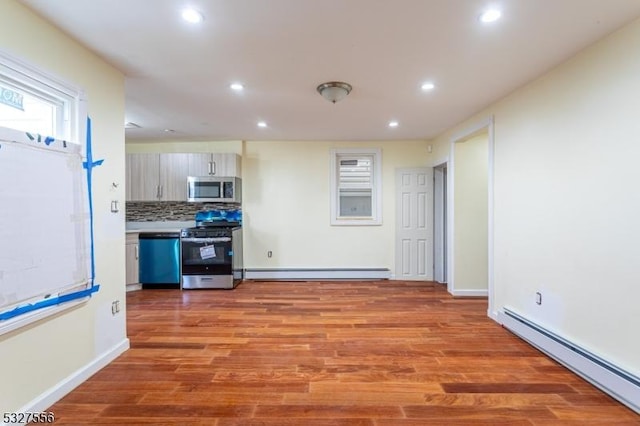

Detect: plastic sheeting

[0,124,97,325]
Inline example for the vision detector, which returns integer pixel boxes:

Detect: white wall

[432,17,640,377]
[453,132,488,292]
[0,0,126,412]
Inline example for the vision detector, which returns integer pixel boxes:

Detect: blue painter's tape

[0,285,100,321]
[44,136,55,146]
[84,117,98,283]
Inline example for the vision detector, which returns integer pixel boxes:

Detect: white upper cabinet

[187,153,241,177]
[186,153,211,177]
[126,153,160,201]
[126,153,190,201]
[159,153,190,201]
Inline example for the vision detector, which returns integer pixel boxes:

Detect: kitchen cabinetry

[126,153,159,201]
[187,153,241,177]
[125,232,140,291]
[126,153,189,201]
[160,153,189,200]
[126,152,240,202]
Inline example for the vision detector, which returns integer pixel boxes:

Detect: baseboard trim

[244,268,390,281]
[451,289,488,297]
[498,308,639,414]
[12,338,129,419]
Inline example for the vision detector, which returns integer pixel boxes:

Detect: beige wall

[126,140,243,155]
[243,140,428,270]
[453,132,488,292]
[0,0,126,412]
[242,141,427,273]
[431,17,640,377]
[127,139,430,272]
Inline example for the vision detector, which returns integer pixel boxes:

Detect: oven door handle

[181,237,231,243]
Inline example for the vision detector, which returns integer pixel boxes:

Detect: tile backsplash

[126,202,240,222]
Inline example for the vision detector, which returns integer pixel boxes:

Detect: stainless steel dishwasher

[138,231,181,289]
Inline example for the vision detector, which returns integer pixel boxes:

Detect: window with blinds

[338,156,373,217]
[330,149,382,225]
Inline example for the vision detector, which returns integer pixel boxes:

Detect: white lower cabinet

[125,233,141,291]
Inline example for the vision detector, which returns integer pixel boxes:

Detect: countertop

[126,221,195,234]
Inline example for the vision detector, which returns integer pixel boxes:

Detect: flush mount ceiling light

[124,121,141,129]
[182,8,204,24]
[257,121,267,128]
[230,83,244,91]
[479,9,502,23]
[316,81,352,104]
[388,120,399,128]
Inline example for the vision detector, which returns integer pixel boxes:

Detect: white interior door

[395,168,432,280]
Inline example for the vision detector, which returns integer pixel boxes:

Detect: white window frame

[330,148,382,226]
[0,50,87,144]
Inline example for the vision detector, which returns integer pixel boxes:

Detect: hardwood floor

[49,281,639,425]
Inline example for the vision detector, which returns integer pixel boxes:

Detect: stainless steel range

[180,220,243,289]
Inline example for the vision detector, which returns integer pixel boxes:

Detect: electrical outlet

[111,300,120,315]
[535,292,542,305]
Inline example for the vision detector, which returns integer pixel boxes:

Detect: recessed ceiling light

[181,8,204,24]
[257,121,267,128]
[230,83,244,91]
[421,82,435,91]
[388,121,399,128]
[479,9,502,23]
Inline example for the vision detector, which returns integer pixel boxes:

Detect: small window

[330,148,382,225]
[0,83,62,137]
[0,51,85,143]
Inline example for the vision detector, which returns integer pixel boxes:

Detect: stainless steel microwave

[187,176,241,203]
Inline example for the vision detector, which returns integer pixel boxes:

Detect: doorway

[433,163,447,284]
[447,117,495,318]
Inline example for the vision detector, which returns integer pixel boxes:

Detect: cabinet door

[159,153,189,201]
[186,153,212,176]
[126,153,160,201]
[125,234,139,286]
[211,153,241,177]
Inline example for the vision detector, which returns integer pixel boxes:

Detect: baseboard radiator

[244,268,390,281]
[499,308,640,414]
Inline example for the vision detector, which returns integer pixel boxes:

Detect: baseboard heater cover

[244,268,390,281]
[499,308,640,414]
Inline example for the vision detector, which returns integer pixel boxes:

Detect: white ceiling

[19,0,640,142]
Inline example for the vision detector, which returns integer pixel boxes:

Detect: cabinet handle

[159,185,163,199]
[211,161,216,175]
[135,245,139,260]
[156,185,161,199]
[208,161,212,175]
